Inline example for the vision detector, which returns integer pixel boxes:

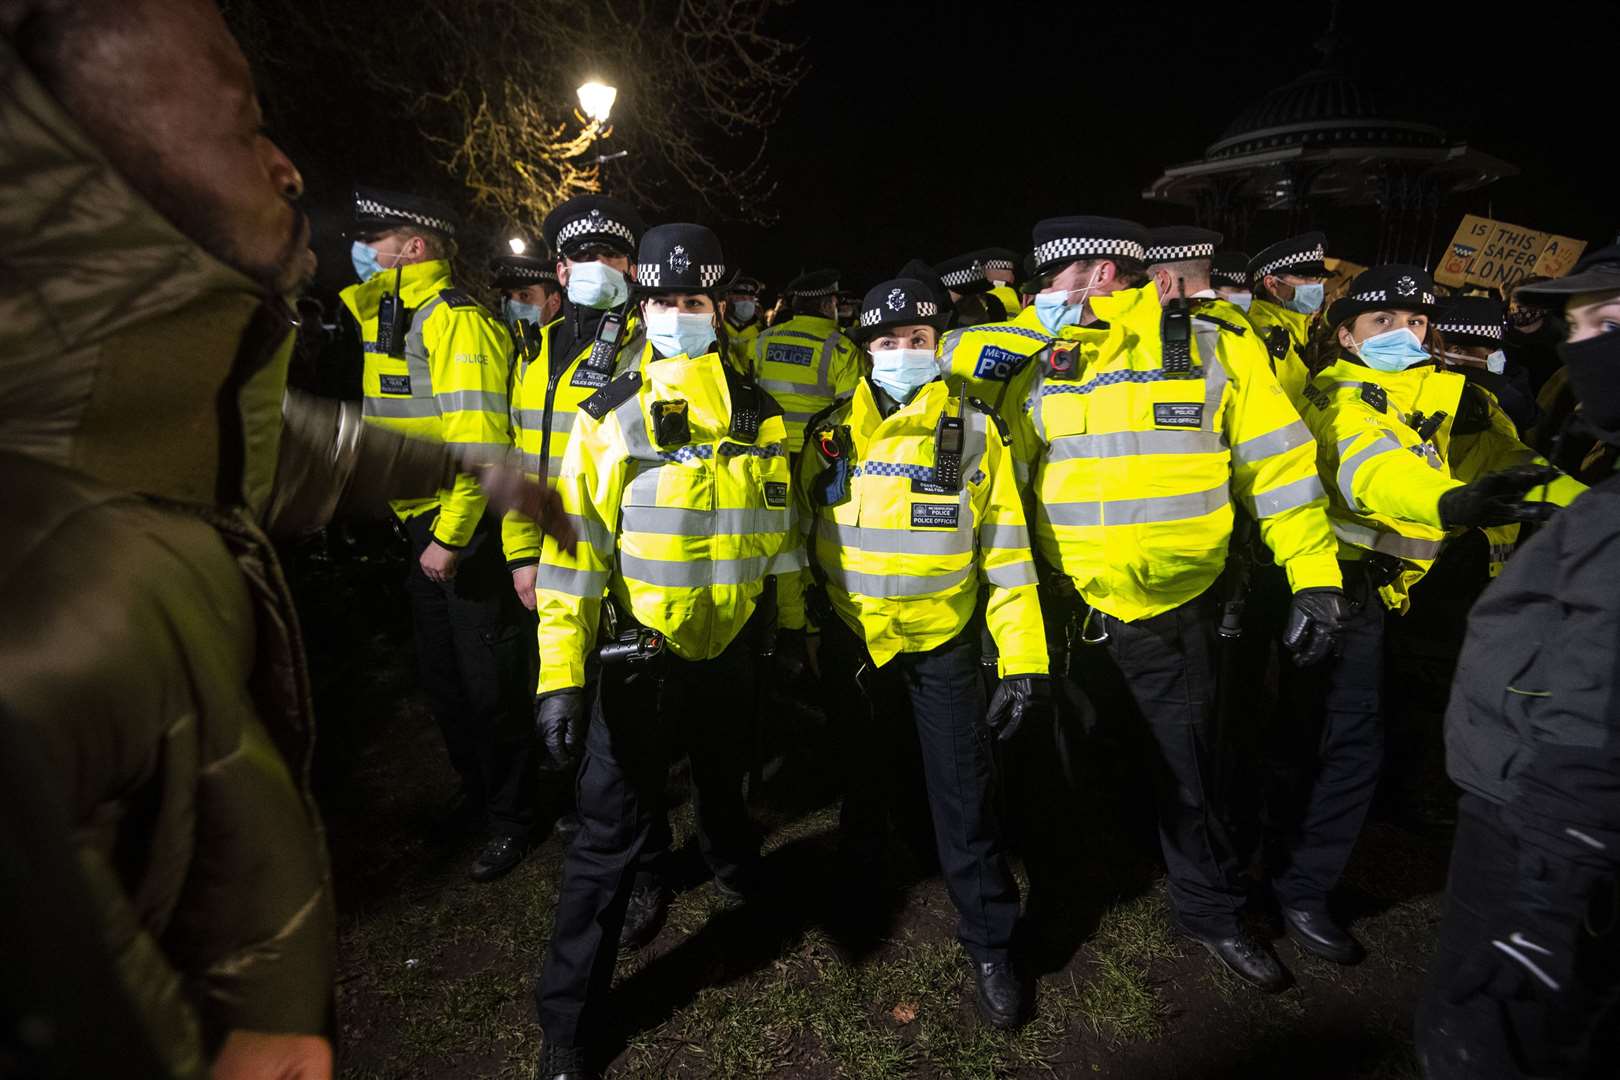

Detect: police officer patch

[766,343,814,367]
[379,374,412,395]
[910,502,960,528]
[764,481,788,508]
[972,344,1029,382]
[886,288,907,311]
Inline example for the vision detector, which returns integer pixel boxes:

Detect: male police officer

[1211,252,1254,312]
[974,247,1026,317]
[1247,233,1329,410]
[341,186,536,882]
[1021,216,1345,991]
[935,251,1012,328]
[491,251,562,384]
[722,273,765,372]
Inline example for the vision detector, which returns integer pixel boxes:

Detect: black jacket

[1445,470,1620,867]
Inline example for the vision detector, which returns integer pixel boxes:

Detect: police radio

[376,267,409,358]
[1161,280,1193,374]
[582,307,626,379]
[933,410,964,490]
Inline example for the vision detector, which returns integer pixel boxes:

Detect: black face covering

[1557,331,1620,446]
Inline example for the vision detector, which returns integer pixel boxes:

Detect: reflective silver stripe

[759,378,834,401]
[616,391,657,462]
[536,563,609,597]
[962,406,988,486]
[1233,420,1312,466]
[619,552,770,587]
[1047,429,1223,461]
[1335,435,1404,513]
[517,408,548,428]
[1248,473,1325,517]
[1028,370,1049,446]
[824,562,973,598]
[623,506,787,537]
[1489,543,1514,563]
[979,523,1031,550]
[1201,348,1229,433]
[816,517,973,556]
[551,411,577,433]
[402,294,444,393]
[519,408,577,432]
[783,409,820,424]
[624,464,664,504]
[1043,483,1229,527]
[364,397,439,419]
[984,560,1038,588]
[767,545,807,573]
[519,450,545,475]
[564,513,614,554]
[448,441,513,464]
[1332,520,1442,561]
[436,389,506,414]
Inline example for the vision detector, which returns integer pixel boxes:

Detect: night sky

[264,0,1617,301]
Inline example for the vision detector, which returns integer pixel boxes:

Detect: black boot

[536,1042,595,1080]
[1183,926,1289,992]
[469,835,527,883]
[619,884,670,951]
[973,960,1029,1030]
[1281,906,1365,965]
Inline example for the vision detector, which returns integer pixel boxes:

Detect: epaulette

[1264,325,1291,361]
[966,396,1011,443]
[1301,382,1330,411]
[438,287,483,310]
[1454,381,1494,436]
[1359,383,1388,413]
[580,371,641,421]
[1192,313,1247,336]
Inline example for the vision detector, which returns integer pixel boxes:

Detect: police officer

[1021,216,1347,991]
[490,251,562,385]
[973,247,1026,317]
[935,252,1012,327]
[1280,265,1585,965]
[1210,251,1253,312]
[530,224,800,1079]
[1417,250,1620,1080]
[1247,233,1329,409]
[340,186,535,882]
[783,275,1047,1028]
[722,273,765,371]
[836,288,861,330]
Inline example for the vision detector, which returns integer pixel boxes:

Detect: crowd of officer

[333,182,1619,1080]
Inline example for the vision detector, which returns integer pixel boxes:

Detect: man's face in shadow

[5,0,310,294]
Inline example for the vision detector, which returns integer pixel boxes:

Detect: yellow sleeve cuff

[1284,552,1344,593]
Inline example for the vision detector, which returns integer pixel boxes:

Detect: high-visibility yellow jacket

[340,259,513,547]
[725,316,762,375]
[939,302,1074,477]
[1299,358,1585,611]
[1026,284,1342,623]
[1246,298,1315,412]
[501,309,644,565]
[534,350,802,692]
[782,379,1047,677]
[749,314,867,452]
[989,284,1024,317]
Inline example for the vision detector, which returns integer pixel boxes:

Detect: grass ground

[292,544,1457,1080]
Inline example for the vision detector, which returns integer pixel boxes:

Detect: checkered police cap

[1433,296,1507,342]
[351,186,459,237]
[1248,232,1328,280]
[543,195,646,258]
[854,277,948,340]
[634,223,729,293]
[1030,217,1149,274]
[1144,226,1223,267]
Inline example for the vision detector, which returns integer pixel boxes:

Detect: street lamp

[508,237,527,255]
[576,81,617,126]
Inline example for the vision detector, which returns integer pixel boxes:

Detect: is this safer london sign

[1436,214,1587,292]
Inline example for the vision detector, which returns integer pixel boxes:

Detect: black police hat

[1433,296,1508,346]
[1512,244,1620,305]
[349,185,459,238]
[896,258,949,307]
[783,268,840,298]
[633,223,729,294]
[1210,252,1251,288]
[1248,232,1327,282]
[1030,216,1149,275]
[1326,264,1441,328]
[973,248,1020,275]
[933,252,992,295]
[853,277,949,341]
[489,253,558,290]
[1144,226,1223,266]
[726,275,764,297]
[542,194,646,259]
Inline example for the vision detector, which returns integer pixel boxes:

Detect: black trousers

[535,621,761,1050]
[1416,795,1620,1079]
[1071,591,1246,938]
[821,617,1021,963]
[1266,563,1384,911]
[403,512,535,837]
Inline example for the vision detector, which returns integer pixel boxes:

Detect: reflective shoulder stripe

[1335,434,1405,512]
[1332,520,1442,562]
[1232,419,1312,465]
[403,294,448,391]
[1247,473,1325,518]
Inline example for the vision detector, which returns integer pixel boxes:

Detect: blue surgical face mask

[1485,349,1507,375]
[1226,291,1254,313]
[504,299,543,325]
[351,240,390,283]
[1033,268,1104,334]
[1353,327,1431,372]
[566,259,630,310]
[645,310,716,359]
[869,347,940,403]
[1284,281,1325,315]
[730,299,758,323]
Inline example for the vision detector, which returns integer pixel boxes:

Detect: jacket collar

[849,377,949,444]
[339,259,454,319]
[1250,297,1313,340]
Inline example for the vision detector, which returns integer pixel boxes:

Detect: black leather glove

[1437,465,1562,529]
[985,674,1049,743]
[534,689,585,773]
[1282,587,1346,667]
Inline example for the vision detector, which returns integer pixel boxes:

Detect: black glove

[534,689,585,773]
[985,674,1049,743]
[1437,465,1562,528]
[1282,587,1346,667]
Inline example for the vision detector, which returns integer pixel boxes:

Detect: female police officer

[779,276,1048,1029]
[528,224,799,1078]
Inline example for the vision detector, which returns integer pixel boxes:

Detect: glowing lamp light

[576,81,618,125]
[508,237,527,255]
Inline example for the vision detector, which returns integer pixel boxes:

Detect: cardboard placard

[1435,215,1588,292]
